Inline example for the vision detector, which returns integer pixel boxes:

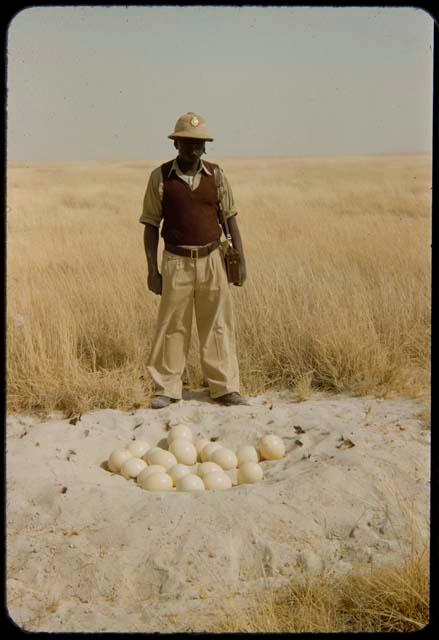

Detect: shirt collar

[168,158,212,178]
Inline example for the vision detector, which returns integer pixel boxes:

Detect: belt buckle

[190,248,198,259]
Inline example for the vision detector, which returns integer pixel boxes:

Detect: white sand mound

[7,390,430,632]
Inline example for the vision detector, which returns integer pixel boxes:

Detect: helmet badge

[190,116,200,127]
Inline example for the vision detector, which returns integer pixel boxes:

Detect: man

[140,111,249,409]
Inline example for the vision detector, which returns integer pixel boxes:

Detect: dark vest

[160,159,222,245]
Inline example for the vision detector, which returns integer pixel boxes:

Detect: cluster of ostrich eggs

[107,425,285,492]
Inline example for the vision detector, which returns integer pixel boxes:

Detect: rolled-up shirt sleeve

[139,167,163,227]
[219,168,238,219]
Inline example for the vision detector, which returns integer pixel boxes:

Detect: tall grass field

[7,154,431,415]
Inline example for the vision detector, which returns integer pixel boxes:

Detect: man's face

[175,138,205,163]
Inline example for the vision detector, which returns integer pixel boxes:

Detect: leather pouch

[222,244,242,285]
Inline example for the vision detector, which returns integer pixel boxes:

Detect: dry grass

[207,492,430,634]
[7,155,431,414]
[208,550,429,633]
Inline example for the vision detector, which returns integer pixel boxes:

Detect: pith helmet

[168,112,214,141]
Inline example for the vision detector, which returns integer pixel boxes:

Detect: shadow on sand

[181,388,216,404]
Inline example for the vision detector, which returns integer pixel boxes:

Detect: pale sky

[6,6,434,162]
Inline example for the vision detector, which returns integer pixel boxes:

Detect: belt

[164,240,220,259]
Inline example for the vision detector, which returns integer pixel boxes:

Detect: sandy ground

[6,389,430,632]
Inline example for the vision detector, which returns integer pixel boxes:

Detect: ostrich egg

[145,447,177,470]
[238,462,264,484]
[211,448,238,470]
[128,440,151,458]
[203,471,233,490]
[259,435,285,460]
[140,471,173,492]
[225,468,239,486]
[194,438,210,460]
[176,474,205,492]
[137,465,166,485]
[168,464,192,486]
[168,438,198,465]
[108,449,133,473]
[197,462,223,478]
[120,457,147,479]
[168,424,194,444]
[236,445,259,466]
[200,442,222,463]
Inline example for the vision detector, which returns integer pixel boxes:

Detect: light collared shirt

[139,158,237,234]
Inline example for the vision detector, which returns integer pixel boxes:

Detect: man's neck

[176,157,201,176]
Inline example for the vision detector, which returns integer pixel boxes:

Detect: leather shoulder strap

[160,159,175,180]
[212,165,223,207]
[212,163,222,190]
[212,164,232,244]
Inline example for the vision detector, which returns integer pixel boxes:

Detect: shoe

[150,395,178,409]
[214,392,249,406]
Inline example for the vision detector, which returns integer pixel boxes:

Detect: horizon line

[7,150,433,167]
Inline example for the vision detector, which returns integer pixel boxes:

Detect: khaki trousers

[147,248,240,399]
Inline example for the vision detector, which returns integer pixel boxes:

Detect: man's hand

[144,225,161,294]
[148,271,163,295]
[235,260,247,287]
